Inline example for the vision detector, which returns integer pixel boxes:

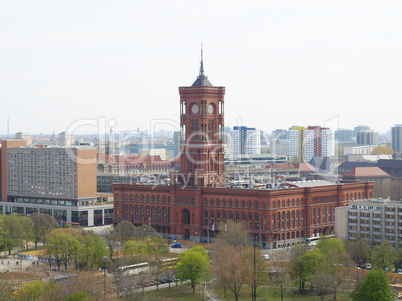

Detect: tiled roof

[297,162,319,172]
[344,167,390,178]
[336,162,376,172]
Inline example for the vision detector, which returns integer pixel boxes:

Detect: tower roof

[192,47,213,87]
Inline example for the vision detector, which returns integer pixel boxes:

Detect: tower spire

[192,42,212,87]
[199,42,205,76]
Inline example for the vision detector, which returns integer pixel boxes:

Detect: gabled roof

[344,167,390,178]
[336,161,376,172]
[297,162,319,172]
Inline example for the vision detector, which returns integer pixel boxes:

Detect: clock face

[191,104,199,114]
[207,104,214,114]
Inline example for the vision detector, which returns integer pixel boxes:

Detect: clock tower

[175,53,225,187]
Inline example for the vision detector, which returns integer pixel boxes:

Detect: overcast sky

[1,1,402,136]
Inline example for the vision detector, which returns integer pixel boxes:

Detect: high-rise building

[229,126,261,157]
[15,132,32,146]
[353,125,370,138]
[173,131,181,158]
[392,125,402,153]
[335,129,353,142]
[57,132,75,146]
[356,131,379,145]
[0,141,113,226]
[289,126,333,162]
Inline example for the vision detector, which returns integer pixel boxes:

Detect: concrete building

[356,131,379,146]
[15,132,32,146]
[335,129,353,143]
[335,198,402,247]
[0,140,113,226]
[57,132,75,146]
[229,126,261,157]
[392,125,402,153]
[353,125,370,138]
[289,126,333,163]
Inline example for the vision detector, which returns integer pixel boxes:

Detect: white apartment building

[335,198,402,247]
[229,126,261,157]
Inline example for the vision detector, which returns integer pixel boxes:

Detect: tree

[309,267,332,301]
[316,237,345,255]
[211,242,250,301]
[352,270,393,301]
[12,280,54,301]
[271,249,292,301]
[371,146,394,155]
[80,234,109,269]
[18,216,34,250]
[290,244,308,292]
[30,213,60,248]
[300,249,322,290]
[114,221,137,238]
[176,246,210,293]
[0,214,23,254]
[346,238,370,267]
[371,241,396,271]
[47,233,82,272]
[216,220,250,246]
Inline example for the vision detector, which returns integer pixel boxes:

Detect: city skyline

[1,1,402,135]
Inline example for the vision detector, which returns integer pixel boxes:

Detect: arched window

[312,209,316,224]
[210,210,215,223]
[223,211,227,221]
[296,211,299,227]
[141,195,144,202]
[317,208,321,224]
[248,201,252,208]
[130,195,134,202]
[272,202,275,209]
[263,201,266,210]
[287,200,290,207]
[163,196,166,203]
[216,199,220,207]
[323,207,326,223]
[282,200,285,207]
[210,199,214,206]
[282,212,286,229]
[163,207,167,222]
[296,199,299,206]
[152,206,155,221]
[235,211,240,222]
[152,195,155,202]
[254,213,259,229]
[277,201,280,208]
[125,204,128,219]
[229,211,233,220]
[277,212,281,229]
[242,212,246,223]
[229,200,233,207]
[204,210,208,225]
[272,214,275,229]
[223,199,226,207]
[216,210,221,222]
[135,205,139,220]
[292,199,295,207]
[329,206,332,222]
[116,194,119,201]
[291,211,295,227]
[248,212,253,228]
[235,200,239,208]
[242,200,246,208]
[301,210,304,226]
[287,211,290,228]
[254,201,258,209]
[146,195,150,202]
[157,196,161,203]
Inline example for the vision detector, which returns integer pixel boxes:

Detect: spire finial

[199,42,205,76]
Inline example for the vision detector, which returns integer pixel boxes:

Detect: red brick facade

[113,181,374,247]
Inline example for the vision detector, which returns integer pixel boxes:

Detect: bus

[306,234,334,246]
[116,262,149,277]
[159,258,177,271]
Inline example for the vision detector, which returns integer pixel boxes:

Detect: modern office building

[335,129,353,143]
[392,125,402,153]
[356,131,379,145]
[353,125,370,138]
[0,140,113,226]
[229,126,261,156]
[113,57,374,249]
[57,132,75,146]
[335,198,402,247]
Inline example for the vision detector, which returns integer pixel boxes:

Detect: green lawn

[144,284,203,301]
[144,284,353,301]
[215,286,353,301]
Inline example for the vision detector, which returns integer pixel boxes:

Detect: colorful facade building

[113,56,374,248]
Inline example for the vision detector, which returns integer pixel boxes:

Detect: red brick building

[113,57,374,248]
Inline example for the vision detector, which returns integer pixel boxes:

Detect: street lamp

[65,237,70,275]
[103,256,108,296]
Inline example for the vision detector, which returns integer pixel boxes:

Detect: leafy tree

[176,246,210,293]
[316,237,345,255]
[0,214,23,254]
[12,280,54,301]
[301,249,322,288]
[371,241,396,271]
[352,270,393,301]
[65,292,93,301]
[114,221,136,238]
[47,233,82,272]
[216,220,250,246]
[30,213,60,248]
[290,244,308,292]
[79,234,109,269]
[371,146,394,155]
[18,216,34,250]
[346,238,370,267]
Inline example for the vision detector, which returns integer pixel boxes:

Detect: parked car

[397,268,402,274]
[366,263,372,269]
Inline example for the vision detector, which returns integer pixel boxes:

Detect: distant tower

[176,49,225,187]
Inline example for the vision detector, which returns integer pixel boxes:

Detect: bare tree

[270,249,293,301]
